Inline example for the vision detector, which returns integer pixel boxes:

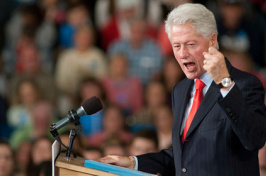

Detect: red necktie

[182,79,205,143]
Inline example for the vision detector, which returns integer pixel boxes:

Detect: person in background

[9,101,54,149]
[14,141,31,176]
[0,139,15,176]
[131,81,167,132]
[159,57,185,107]
[82,146,103,161]
[77,77,106,139]
[88,105,132,148]
[101,53,144,116]
[153,105,173,150]
[55,25,107,97]
[102,137,128,156]
[26,136,52,176]
[108,17,163,85]
[7,78,43,131]
[128,130,158,156]
[58,4,91,49]
[216,0,265,67]
[99,0,157,50]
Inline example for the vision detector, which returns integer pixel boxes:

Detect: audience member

[88,105,132,147]
[128,130,158,156]
[7,78,43,131]
[55,25,107,96]
[153,105,173,150]
[216,0,265,67]
[102,137,128,156]
[77,77,106,137]
[108,17,163,85]
[39,0,66,25]
[9,45,56,104]
[33,160,52,176]
[99,0,157,50]
[82,146,103,161]
[159,57,185,106]
[58,4,92,48]
[26,136,52,176]
[14,141,31,176]
[101,54,144,116]
[0,139,15,176]
[9,101,54,149]
[130,81,167,132]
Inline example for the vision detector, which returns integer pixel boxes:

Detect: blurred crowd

[0,0,265,176]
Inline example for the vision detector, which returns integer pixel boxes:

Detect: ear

[209,33,218,48]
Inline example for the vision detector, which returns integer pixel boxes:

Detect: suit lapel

[185,81,221,140]
[172,79,193,149]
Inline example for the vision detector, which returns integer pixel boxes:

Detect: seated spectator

[14,141,31,176]
[130,81,167,132]
[153,105,173,150]
[82,146,103,161]
[34,160,52,176]
[9,101,55,149]
[77,77,106,137]
[216,0,265,67]
[99,0,157,50]
[55,25,107,97]
[128,130,158,156]
[58,4,92,48]
[101,54,144,116]
[0,139,15,176]
[26,136,52,176]
[102,137,128,156]
[9,44,56,105]
[159,57,185,106]
[88,105,132,147]
[108,17,163,85]
[7,78,43,131]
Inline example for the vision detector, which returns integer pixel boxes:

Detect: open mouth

[184,62,195,71]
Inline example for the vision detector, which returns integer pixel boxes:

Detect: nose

[179,46,189,59]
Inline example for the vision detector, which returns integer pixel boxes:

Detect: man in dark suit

[99,3,266,176]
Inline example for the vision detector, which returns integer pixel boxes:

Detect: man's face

[170,22,215,79]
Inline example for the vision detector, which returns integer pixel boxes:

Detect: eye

[187,43,196,47]
[174,45,180,49]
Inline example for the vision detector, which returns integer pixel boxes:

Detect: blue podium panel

[84,159,156,176]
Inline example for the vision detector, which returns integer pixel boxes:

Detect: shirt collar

[196,72,213,88]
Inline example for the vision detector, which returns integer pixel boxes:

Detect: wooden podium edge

[55,154,119,176]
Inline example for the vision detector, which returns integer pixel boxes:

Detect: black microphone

[53,96,103,130]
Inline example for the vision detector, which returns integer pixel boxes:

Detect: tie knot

[195,79,205,90]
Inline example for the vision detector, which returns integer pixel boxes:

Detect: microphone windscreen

[81,96,103,115]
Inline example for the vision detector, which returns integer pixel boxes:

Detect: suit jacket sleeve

[218,71,266,151]
[136,148,175,175]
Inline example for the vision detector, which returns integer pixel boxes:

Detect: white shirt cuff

[220,83,235,97]
[132,156,138,170]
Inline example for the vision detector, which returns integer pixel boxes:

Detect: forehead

[170,23,204,42]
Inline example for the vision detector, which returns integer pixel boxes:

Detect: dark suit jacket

[137,59,266,176]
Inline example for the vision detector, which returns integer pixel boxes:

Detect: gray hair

[165,3,218,40]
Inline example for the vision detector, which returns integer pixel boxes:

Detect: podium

[52,140,157,176]
[55,154,118,176]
